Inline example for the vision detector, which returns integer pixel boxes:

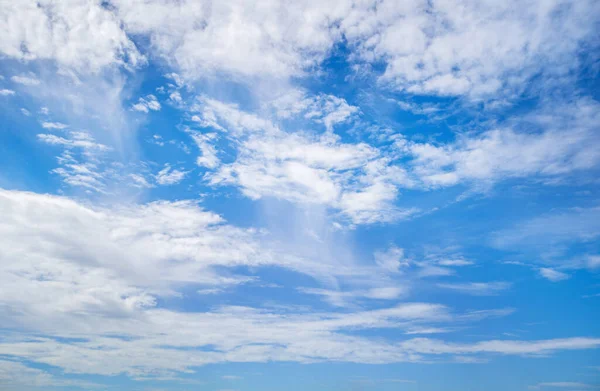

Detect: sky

[0,0,599,390]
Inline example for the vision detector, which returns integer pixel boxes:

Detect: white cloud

[438,259,473,266]
[539,268,570,282]
[41,121,69,129]
[187,96,600,226]
[196,97,414,224]
[131,94,161,113]
[491,206,600,263]
[299,286,406,307]
[11,75,40,86]
[399,337,600,356]
[343,0,599,98]
[155,164,188,185]
[112,0,348,80]
[268,89,359,132]
[38,131,111,152]
[191,132,220,169]
[1,0,596,103]
[37,131,114,191]
[0,189,598,379]
[304,94,359,131]
[0,359,99,389]
[0,88,15,96]
[0,188,363,298]
[407,99,600,186]
[374,246,408,273]
[0,1,143,72]
[129,173,153,189]
[36,129,129,193]
[169,91,182,104]
[437,282,511,296]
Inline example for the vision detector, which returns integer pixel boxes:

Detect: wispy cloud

[437,282,511,296]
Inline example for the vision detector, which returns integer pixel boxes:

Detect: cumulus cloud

[2,0,597,102]
[195,96,415,224]
[0,1,143,72]
[112,0,348,79]
[131,94,161,113]
[343,0,600,98]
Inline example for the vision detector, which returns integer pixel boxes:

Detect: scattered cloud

[132,94,161,113]
[437,282,511,296]
[196,97,415,224]
[41,121,69,129]
[155,164,188,186]
[539,268,570,282]
[11,75,40,86]
[0,1,143,71]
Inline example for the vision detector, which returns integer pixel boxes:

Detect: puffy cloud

[343,0,600,98]
[131,94,161,113]
[0,0,143,72]
[2,0,597,102]
[195,97,415,224]
[112,0,349,79]
[192,96,600,225]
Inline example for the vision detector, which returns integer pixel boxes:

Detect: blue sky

[0,1,599,390]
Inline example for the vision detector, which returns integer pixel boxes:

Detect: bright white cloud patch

[131,94,161,113]
[539,268,570,282]
[155,164,188,185]
[344,0,599,98]
[194,97,416,224]
[0,1,143,71]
